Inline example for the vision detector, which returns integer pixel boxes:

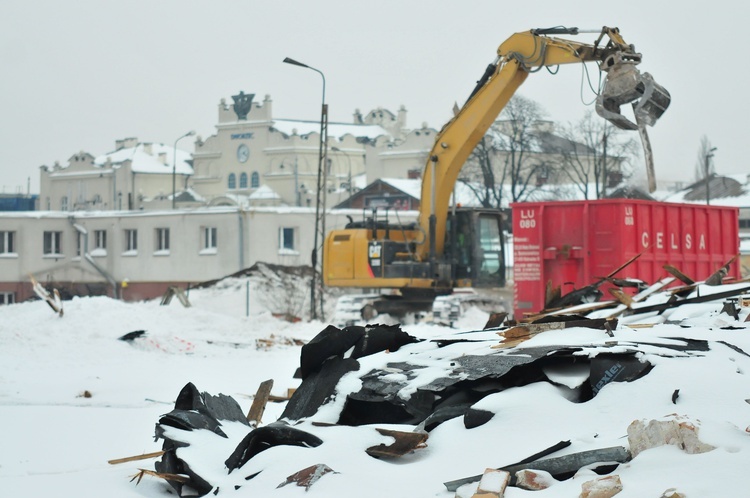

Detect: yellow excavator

[324,26,670,320]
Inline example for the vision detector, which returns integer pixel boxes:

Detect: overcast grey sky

[2,1,747,194]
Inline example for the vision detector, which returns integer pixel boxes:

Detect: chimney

[143,143,153,155]
[158,152,167,165]
[353,108,363,124]
[115,139,125,151]
[397,105,407,129]
[123,137,138,149]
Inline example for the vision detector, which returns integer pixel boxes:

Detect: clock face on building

[237,144,250,163]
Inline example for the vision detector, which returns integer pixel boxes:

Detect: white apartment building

[0,206,413,304]
[39,139,193,212]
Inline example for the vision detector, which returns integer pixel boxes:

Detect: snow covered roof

[248,184,281,200]
[271,119,389,141]
[658,174,750,207]
[378,178,511,208]
[94,142,193,175]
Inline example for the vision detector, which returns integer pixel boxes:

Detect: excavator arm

[417,26,670,262]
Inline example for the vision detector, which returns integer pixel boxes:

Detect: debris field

[130,273,750,497]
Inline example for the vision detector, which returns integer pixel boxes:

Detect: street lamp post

[331,146,354,200]
[172,130,196,209]
[704,146,717,205]
[283,57,328,321]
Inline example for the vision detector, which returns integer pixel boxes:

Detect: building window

[204,227,217,249]
[124,229,138,253]
[279,227,296,252]
[90,229,107,257]
[240,172,248,189]
[0,231,15,254]
[155,228,170,252]
[228,173,236,189]
[61,196,68,211]
[76,233,82,257]
[43,231,63,256]
[94,230,107,250]
[0,292,15,305]
[251,171,260,188]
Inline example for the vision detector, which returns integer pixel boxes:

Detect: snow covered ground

[2,278,750,497]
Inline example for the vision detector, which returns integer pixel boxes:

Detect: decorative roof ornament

[232,91,255,120]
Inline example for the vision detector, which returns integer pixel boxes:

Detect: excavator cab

[443,208,506,288]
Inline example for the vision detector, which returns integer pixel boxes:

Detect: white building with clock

[190,92,424,209]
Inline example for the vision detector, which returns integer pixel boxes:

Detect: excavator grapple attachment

[595,54,671,130]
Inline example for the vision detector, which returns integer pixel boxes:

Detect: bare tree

[553,111,638,199]
[502,95,550,202]
[461,124,507,208]
[693,135,717,182]
[462,95,549,206]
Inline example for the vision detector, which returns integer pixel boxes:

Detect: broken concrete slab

[471,468,510,498]
[515,469,556,491]
[580,475,623,498]
[627,415,716,457]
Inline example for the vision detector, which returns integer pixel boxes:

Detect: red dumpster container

[511,199,740,318]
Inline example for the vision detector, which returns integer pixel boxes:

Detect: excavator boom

[420,26,669,262]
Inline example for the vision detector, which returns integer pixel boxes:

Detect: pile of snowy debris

[134,280,750,497]
[190,262,316,322]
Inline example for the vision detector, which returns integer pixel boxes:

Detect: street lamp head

[283,57,309,68]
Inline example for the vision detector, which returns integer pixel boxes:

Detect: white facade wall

[0,207,417,302]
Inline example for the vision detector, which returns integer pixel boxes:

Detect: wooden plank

[609,288,633,308]
[598,277,676,319]
[493,319,613,348]
[605,252,643,279]
[108,450,165,465]
[130,468,189,485]
[246,379,274,426]
[663,264,695,285]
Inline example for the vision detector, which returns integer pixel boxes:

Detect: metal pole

[705,147,716,205]
[172,130,195,209]
[332,146,353,200]
[283,57,327,321]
